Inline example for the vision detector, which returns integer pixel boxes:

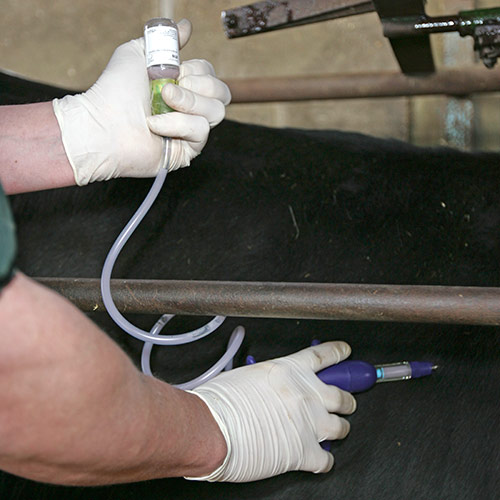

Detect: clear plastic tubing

[100,139,244,387]
[100,140,223,345]
[141,319,245,390]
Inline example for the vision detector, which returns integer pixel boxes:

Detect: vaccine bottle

[144,18,180,115]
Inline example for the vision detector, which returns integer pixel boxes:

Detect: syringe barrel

[375,362,412,382]
[375,361,434,382]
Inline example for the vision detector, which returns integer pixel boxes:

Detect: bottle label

[145,25,179,68]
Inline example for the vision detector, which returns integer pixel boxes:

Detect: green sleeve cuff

[0,182,17,289]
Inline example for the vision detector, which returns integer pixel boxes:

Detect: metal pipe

[36,277,500,326]
[226,68,500,103]
[221,0,375,38]
[382,16,460,38]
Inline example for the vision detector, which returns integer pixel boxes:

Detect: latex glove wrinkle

[188,341,357,483]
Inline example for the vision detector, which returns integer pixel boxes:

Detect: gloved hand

[188,341,357,482]
[53,19,231,186]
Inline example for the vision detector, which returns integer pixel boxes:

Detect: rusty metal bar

[36,277,500,326]
[382,9,500,38]
[221,0,375,38]
[382,16,461,38]
[226,68,500,103]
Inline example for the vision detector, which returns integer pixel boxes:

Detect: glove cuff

[52,96,114,186]
[183,390,232,482]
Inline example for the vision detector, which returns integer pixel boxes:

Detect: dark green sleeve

[0,182,16,289]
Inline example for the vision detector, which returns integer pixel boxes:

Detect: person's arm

[0,103,75,194]
[0,273,356,485]
[0,272,227,485]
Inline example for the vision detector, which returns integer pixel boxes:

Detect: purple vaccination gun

[245,346,437,452]
[245,354,436,392]
[316,359,437,393]
[309,338,437,392]
[315,357,437,451]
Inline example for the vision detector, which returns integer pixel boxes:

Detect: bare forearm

[0,273,226,485]
[0,102,75,194]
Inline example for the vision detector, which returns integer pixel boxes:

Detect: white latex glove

[188,341,357,483]
[52,19,231,186]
